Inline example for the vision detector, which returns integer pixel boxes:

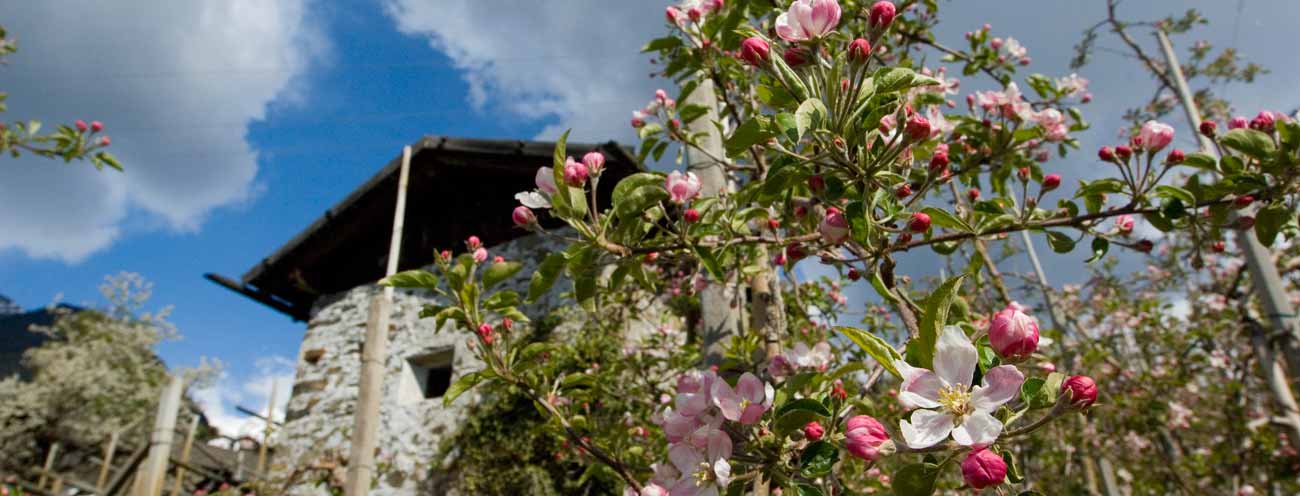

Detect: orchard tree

[0,25,121,171]
[381,0,1299,494]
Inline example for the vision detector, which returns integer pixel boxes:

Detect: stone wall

[271,233,572,495]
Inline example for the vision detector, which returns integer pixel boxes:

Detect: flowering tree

[0,25,120,171]
[382,0,1299,494]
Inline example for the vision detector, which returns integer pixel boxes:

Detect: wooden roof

[207,136,640,321]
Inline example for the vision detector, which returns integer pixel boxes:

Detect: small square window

[399,349,454,403]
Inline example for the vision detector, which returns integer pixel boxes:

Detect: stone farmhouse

[206,136,640,494]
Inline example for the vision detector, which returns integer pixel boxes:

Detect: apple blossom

[988,302,1040,361]
[1236,216,1255,230]
[665,170,703,204]
[1234,195,1255,208]
[895,184,913,198]
[1250,111,1275,132]
[1061,375,1098,409]
[848,38,872,63]
[1115,145,1132,160]
[563,157,588,187]
[583,151,605,176]
[782,47,809,67]
[1042,174,1061,191]
[775,0,841,43]
[1229,116,1248,130]
[905,114,931,141]
[968,188,980,201]
[466,235,482,249]
[668,441,731,496]
[512,206,536,227]
[684,208,701,223]
[473,247,488,264]
[75,119,88,132]
[961,448,1007,489]
[1138,120,1174,153]
[739,37,770,66]
[1166,148,1185,164]
[819,207,849,244]
[100,136,111,147]
[897,326,1025,449]
[845,415,893,461]
[712,373,773,424]
[807,174,825,192]
[1098,146,1115,162]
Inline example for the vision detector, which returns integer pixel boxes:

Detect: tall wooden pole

[1154,30,1300,372]
[97,431,121,493]
[344,145,412,496]
[137,375,183,496]
[37,442,60,489]
[256,379,279,475]
[684,76,741,365]
[169,415,200,496]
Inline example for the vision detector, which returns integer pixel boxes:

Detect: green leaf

[912,275,966,369]
[444,370,493,406]
[1180,151,1217,170]
[641,36,683,52]
[724,117,775,157]
[527,252,567,302]
[892,463,939,496]
[1255,202,1290,246]
[837,326,902,379]
[774,409,825,436]
[874,67,940,94]
[1220,128,1276,159]
[679,103,709,124]
[794,98,828,140]
[379,270,439,290]
[1085,237,1109,263]
[638,122,664,140]
[1000,449,1025,483]
[481,290,520,311]
[775,112,799,142]
[1154,185,1196,205]
[799,441,838,478]
[481,261,523,290]
[612,172,664,206]
[788,483,824,496]
[776,398,833,418]
[1044,230,1076,253]
[869,271,903,306]
[921,206,972,233]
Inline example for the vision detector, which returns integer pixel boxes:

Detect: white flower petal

[515,191,551,209]
[950,410,1003,448]
[898,368,942,410]
[668,443,703,475]
[900,409,954,449]
[933,325,977,388]
[713,457,731,487]
[971,365,1025,412]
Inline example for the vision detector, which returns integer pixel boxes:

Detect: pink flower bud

[502,317,514,330]
[740,37,771,66]
[1250,111,1275,132]
[894,184,912,198]
[665,6,681,24]
[785,244,806,262]
[807,174,825,192]
[869,1,897,30]
[1098,146,1115,162]
[582,151,605,175]
[961,449,1007,490]
[631,117,646,128]
[773,251,788,266]
[492,255,504,264]
[467,235,482,249]
[845,415,891,461]
[563,157,588,187]
[847,268,861,281]
[1236,216,1255,230]
[897,232,912,244]
[1042,173,1061,191]
[1081,92,1093,103]
[831,379,847,400]
[1228,116,1248,130]
[655,89,669,102]
[1211,240,1226,253]
[684,208,701,223]
[848,38,872,64]
[819,207,849,245]
[988,302,1040,361]
[905,114,931,141]
[643,252,659,264]
[1234,195,1255,209]
[929,151,950,173]
[1114,145,1132,160]
[803,421,825,441]
[512,206,536,227]
[75,119,88,132]
[1062,375,1098,408]
[1166,148,1185,164]
[990,37,1004,50]
[783,47,809,67]
[1135,239,1154,253]
[1138,120,1174,153]
[1115,214,1134,234]
[1199,120,1217,137]
[908,212,931,233]
[1017,167,1030,182]
[665,170,702,204]
[794,205,808,218]
[967,188,980,202]
[473,247,488,263]
[99,136,111,147]
[477,323,495,345]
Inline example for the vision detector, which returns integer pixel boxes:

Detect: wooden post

[97,431,121,493]
[256,379,280,475]
[683,76,741,365]
[137,375,183,496]
[344,145,412,496]
[50,478,63,494]
[168,415,200,496]
[105,441,149,496]
[37,442,59,489]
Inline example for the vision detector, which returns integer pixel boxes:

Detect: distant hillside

[0,298,79,380]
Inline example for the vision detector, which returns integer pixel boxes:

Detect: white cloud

[381,0,664,144]
[0,0,327,262]
[192,355,295,443]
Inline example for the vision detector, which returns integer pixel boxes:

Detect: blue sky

[2,0,1296,436]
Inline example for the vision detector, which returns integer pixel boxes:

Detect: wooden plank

[168,415,200,496]
[97,431,121,492]
[137,375,183,496]
[256,379,279,475]
[37,441,59,489]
